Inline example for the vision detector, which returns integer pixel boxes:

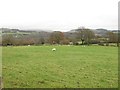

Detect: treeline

[1,27,120,46]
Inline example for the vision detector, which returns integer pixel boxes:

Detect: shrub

[106,43,109,46]
[98,43,104,46]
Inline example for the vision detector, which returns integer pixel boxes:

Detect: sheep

[52,48,56,51]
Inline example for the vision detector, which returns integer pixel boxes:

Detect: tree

[107,31,119,46]
[2,34,14,46]
[49,31,64,44]
[77,27,95,45]
[0,36,2,46]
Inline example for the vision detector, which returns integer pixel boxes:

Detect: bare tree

[49,31,64,44]
[107,31,119,46]
[0,36,2,46]
[2,34,14,46]
[77,27,95,45]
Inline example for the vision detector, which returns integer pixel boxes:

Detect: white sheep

[52,48,56,51]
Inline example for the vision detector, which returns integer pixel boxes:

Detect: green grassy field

[0,47,2,77]
[2,45,118,88]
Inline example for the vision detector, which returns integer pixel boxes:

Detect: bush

[90,40,100,44]
[106,43,109,46]
[98,43,104,46]
[74,42,79,45]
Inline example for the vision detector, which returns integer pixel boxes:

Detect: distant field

[2,45,118,88]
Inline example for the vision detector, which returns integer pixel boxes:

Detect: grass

[2,45,118,88]
[0,46,2,77]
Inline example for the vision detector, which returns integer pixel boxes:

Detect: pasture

[2,45,118,88]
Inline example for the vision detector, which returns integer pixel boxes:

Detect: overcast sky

[0,0,119,31]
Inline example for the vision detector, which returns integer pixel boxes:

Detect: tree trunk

[117,42,119,47]
[81,39,84,45]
